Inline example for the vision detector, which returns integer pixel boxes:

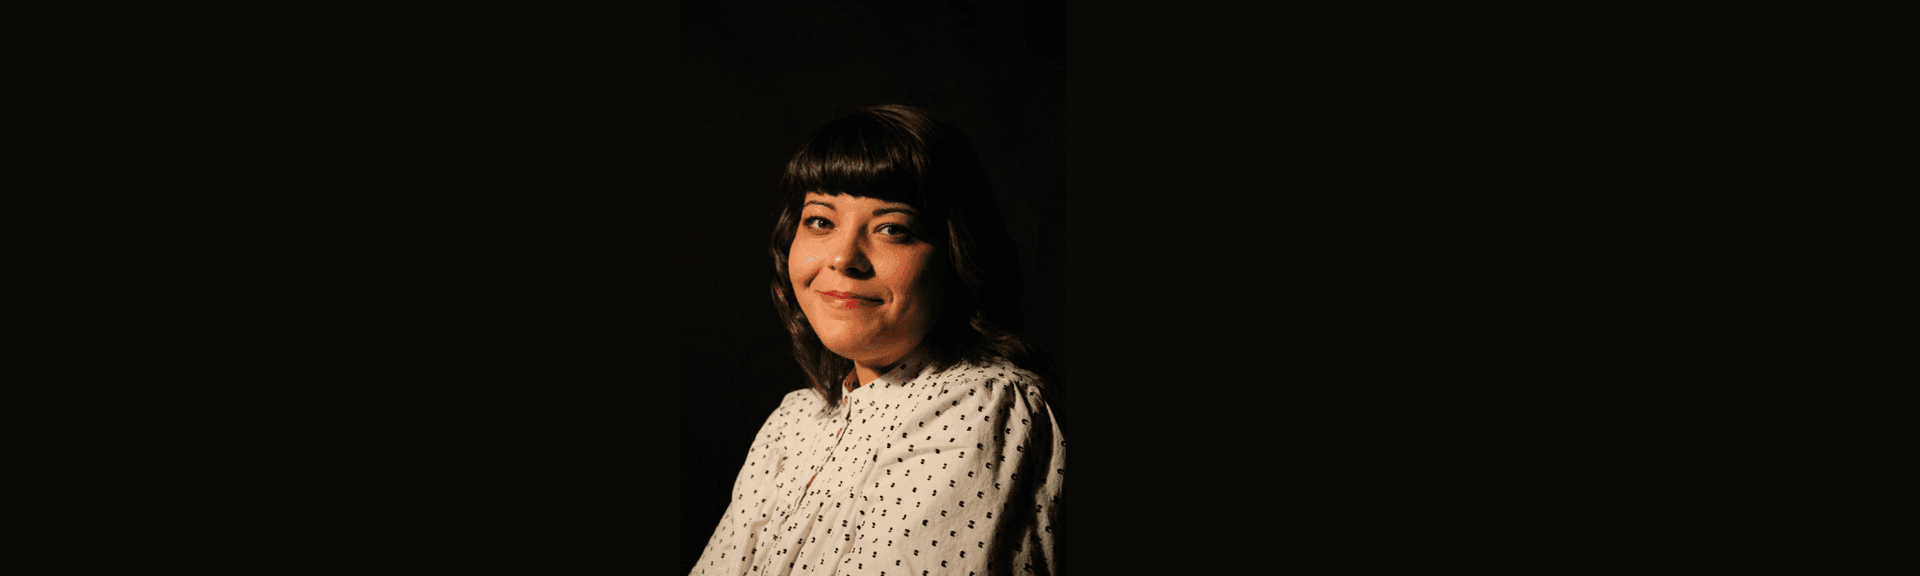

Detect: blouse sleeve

[841,371,1063,576]
[692,389,813,576]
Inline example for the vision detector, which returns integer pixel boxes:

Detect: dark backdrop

[679,1,1065,572]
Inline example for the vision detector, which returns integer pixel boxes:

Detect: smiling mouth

[819,291,880,309]
[820,291,878,300]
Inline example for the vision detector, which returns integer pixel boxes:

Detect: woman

[691,105,1063,576]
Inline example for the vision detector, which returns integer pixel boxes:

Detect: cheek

[892,257,943,320]
[788,242,815,286]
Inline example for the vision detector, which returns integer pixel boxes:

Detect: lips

[818,290,881,309]
[820,290,880,301]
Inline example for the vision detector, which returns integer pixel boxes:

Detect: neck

[848,344,922,389]
[851,361,895,389]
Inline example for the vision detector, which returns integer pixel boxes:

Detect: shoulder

[916,356,1053,418]
[781,386,822,408]
[756,387,828,428]
[920,354,1038,383]
[948,355,1047,395]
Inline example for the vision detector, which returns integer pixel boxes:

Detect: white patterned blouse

[691,348,1064,576]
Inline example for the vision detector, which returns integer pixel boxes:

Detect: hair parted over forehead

[769,104,1053,409]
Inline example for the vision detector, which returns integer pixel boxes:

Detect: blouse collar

[843,346,936,403]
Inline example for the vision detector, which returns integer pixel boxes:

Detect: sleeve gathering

[838,369,1062,576]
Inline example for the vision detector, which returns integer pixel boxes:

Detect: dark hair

[769,104,1048,408]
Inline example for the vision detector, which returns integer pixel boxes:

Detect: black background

[56,3,1661,572]
[679,1,1066,573]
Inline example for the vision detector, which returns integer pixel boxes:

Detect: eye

[802,216,833,231]
[876,223,913,238]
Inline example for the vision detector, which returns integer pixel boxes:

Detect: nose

[826,233,873,279]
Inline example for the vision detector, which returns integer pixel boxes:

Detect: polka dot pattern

[692,349,1064,576]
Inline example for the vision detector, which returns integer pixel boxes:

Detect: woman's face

[789,192,944,368]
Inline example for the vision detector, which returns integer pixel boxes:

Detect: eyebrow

[804,200,919,217]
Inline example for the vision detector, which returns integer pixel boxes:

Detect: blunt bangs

[778,107,953,211]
